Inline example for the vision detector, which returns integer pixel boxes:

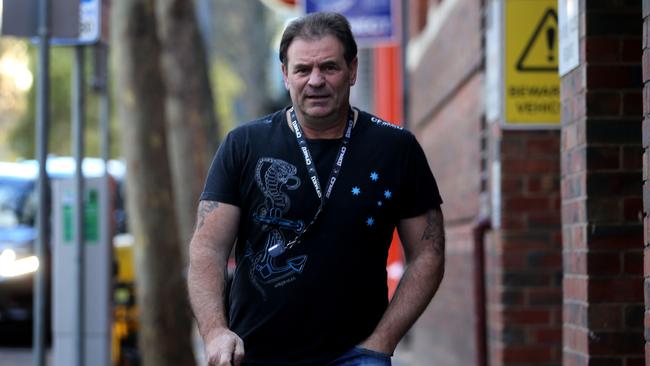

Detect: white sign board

[558,0,579,76]
[485,0,503,122]
[52,0,102,45]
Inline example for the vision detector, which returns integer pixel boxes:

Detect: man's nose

[308,69,325,87]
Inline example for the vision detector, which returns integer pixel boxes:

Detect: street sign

[304,0,399,46]
[1,0,79,39]
[52,0,104,45]
[504,0,560,128]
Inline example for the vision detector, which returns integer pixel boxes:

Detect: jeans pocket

[353,346,392,359]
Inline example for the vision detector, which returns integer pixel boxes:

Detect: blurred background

[0,0,647,366]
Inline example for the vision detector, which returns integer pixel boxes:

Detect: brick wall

[407,0,483,364]
[643,1,650,364]
[486,130,563,366]
[562,1,644,365]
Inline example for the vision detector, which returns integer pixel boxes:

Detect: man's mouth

[306,94,330,99]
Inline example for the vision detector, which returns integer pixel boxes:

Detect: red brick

[530,328,562,344]
[503,196,552,211]
[624,197,644,222]
[590,278,644,303]
[626,357,645,366]
[564,325,589,354]
[563,200,587,225]
[588,252,622,275]
[525,134,561,157]
[622,146,643,171]
[586,146,621,171]
[588,198,624,222]
[588,304,624,330]
[502,346,552,363]
[503,309,552,325]
[528,288,563,306]
[528,175,559,194]
[565,277,589,302]
[622,37,643,63]
[624,251,644,275]
[586,37,621,63]
[588,65,643,89]
[587,92,622,117]
[502,158,561,175]
[502,176,525,194]
[564,350,589,366]
[623,91,643,117]
[589,331,645,356]
[562,174,586,200]
[589,225,644,250]
[565,251,588,275]
[528,211,562,228]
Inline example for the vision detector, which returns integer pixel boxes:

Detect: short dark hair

[279,12,358,67]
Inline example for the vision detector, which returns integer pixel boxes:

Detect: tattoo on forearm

[196,201,219,230]
[421,209,445,256]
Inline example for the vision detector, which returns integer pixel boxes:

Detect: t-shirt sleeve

[398,133,443,219]
[199,131,242,206]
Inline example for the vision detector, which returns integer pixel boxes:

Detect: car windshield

[0,177,35,228]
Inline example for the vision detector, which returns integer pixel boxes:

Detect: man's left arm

[359,207,445,354]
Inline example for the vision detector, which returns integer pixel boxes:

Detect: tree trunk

[111,2,196,365]
[213,0,272,122]
[155,0,219,264]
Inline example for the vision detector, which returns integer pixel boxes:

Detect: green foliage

[9,45,120,159]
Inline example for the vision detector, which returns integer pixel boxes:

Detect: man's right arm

[188,200,244,366]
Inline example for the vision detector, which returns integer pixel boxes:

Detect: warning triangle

[516,8,559,72]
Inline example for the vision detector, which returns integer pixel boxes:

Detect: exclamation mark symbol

[546,26,556,62]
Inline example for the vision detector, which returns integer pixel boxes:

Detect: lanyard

[268,107,354,257]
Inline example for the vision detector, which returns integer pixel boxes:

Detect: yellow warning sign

[505,0,560,127]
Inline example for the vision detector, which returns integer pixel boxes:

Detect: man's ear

[281,63,289,90]
[349,57,358,86]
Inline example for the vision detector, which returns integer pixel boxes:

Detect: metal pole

[401,0,410,128]
[33,0,50,365]
[96,44,110,167]
[72,45,86,366]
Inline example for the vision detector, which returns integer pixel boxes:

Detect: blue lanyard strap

[268,107,354,257]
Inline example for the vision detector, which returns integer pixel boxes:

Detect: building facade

[396,0,645,365]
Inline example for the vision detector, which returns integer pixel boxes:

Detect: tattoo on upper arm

[196,201,219,231]
[421,209,445,256]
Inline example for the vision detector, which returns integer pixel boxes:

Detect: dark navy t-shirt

[200,107,442,365]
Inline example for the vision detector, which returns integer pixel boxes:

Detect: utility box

[51,177,112,366]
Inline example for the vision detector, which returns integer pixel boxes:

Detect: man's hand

[205,328,245,366]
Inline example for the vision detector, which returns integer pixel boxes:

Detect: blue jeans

[327,346,392,366]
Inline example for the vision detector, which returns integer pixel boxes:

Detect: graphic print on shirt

[349,169,394,228]
[248,158,308,293]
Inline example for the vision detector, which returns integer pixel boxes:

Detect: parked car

[0,158,127,343]
[0,162,40,341]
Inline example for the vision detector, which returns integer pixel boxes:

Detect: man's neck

[287,108,356,140]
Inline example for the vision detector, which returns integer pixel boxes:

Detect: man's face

[281,35,358,124]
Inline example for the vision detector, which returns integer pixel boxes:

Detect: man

[188,12,445,366]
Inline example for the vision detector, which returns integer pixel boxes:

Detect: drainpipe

[473,215,491,366]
